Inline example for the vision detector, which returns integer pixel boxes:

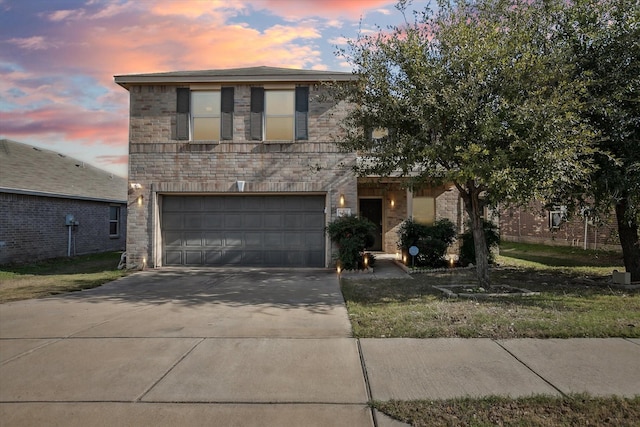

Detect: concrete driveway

[0,268,375,427]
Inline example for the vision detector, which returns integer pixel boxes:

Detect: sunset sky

[0,0,429,178]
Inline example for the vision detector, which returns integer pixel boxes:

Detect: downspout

[583,215,588,250]
[67,225,72,257]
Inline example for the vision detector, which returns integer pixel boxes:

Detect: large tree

[334,0,594,288]
[560,0,640,280]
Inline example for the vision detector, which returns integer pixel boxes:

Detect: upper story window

[176,87,234,141]
[251,86,308,141]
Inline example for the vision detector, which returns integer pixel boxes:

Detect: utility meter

[65,214,79,226]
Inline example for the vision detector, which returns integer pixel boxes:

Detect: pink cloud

[257,0,395,19]
[1,105,127,147]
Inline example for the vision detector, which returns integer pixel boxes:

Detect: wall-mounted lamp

[339,194,345,207]
[390,199,395,208]
[137,195,143,206]
[237,180,246,192]
[130,183,142,189]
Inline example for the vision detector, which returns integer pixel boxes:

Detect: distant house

[114,66,464,268]
[0,139,127,264]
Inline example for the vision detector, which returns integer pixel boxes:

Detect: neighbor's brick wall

[500,202,620,250]
[0,192,126,264]
[125,84,356,267]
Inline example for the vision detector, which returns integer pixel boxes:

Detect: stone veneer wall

[125,84,356,268]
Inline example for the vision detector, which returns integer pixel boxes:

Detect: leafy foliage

[398,218,456,267]
[557,0,640,280]
[459,220,500,267]
[332,0,594,287]
[326,215,377,270]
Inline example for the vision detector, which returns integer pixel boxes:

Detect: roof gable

[0,139,127,203]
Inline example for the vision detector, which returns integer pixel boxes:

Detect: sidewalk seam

[133,337,205,403]
[357,339,378,427]
[493,340,567,397]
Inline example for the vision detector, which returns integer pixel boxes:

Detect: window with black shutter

[221,87,234,140]
[250,87,264,140]
[295,86,309,140]
[176,88,190,140]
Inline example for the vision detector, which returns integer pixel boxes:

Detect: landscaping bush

[397,218,456,268]
[458,219,501,266]
[326,215,377,270]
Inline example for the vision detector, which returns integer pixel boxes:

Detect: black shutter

[250,87,264,140]
[221,87,234,140]
[176,88,190,140]
[295,86,309,140]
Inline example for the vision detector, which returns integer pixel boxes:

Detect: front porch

[356,177,464,255]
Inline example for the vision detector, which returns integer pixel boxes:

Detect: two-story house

[115,66,462,269]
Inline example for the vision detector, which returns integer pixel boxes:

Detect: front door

[359,198,383,251]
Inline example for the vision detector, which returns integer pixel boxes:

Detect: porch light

[339,194,345,206]
[237,180,246,192]
[390,199,395,208]
[130,183,142,189]
[137,195,143,206]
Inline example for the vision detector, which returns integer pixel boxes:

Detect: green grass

[342,243,639,339]
[374,394,640,427]
[0,252,130,302]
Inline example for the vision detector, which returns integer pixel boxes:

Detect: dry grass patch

[374,394,640,427]
[342,243,639,339]
[0,252,130,302]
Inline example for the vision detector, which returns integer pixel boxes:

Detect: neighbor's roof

[0,139,127,203]
[115,66,356,88]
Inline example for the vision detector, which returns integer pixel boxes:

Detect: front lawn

[342,242,639,339]
[0,252,130,303]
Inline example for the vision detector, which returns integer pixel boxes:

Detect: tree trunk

[615,198,640,282]
[460,183,491,289]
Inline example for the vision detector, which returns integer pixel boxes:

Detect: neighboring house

[0,139,127,264]
[500,202,621,251]
[114,66,464,268]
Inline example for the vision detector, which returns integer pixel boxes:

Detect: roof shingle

[0,139,127,203]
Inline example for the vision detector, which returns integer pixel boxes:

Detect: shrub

[459,219,501,266]
[397,218,456,268]
[326,215,377,270]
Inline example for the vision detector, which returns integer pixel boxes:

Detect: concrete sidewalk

[1,267,639,427]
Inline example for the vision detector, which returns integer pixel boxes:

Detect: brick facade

[125,83,357,268]
[499,202,620,250]
[0,192,126,264]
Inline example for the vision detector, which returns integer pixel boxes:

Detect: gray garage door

[162,195,326,267]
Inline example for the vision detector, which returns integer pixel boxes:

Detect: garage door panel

[184,232,203,246]
[203,214,223,228]
[165,250,183,265]
[225,197,244,209]
[221,251,243,264]
[225,214,242,228]
[163,213,183,230]
[184,214,202,228]
[225,233,243,247]
[184,197,203,210]
[242,213,262,228]
[162,195,325,267]
[185,251,203,265]
[243,251,264,264]
[245,232,263,247]
[204,232,223,246]
[164,231,183,247]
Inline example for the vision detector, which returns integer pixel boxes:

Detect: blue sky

[0,0,429,177]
